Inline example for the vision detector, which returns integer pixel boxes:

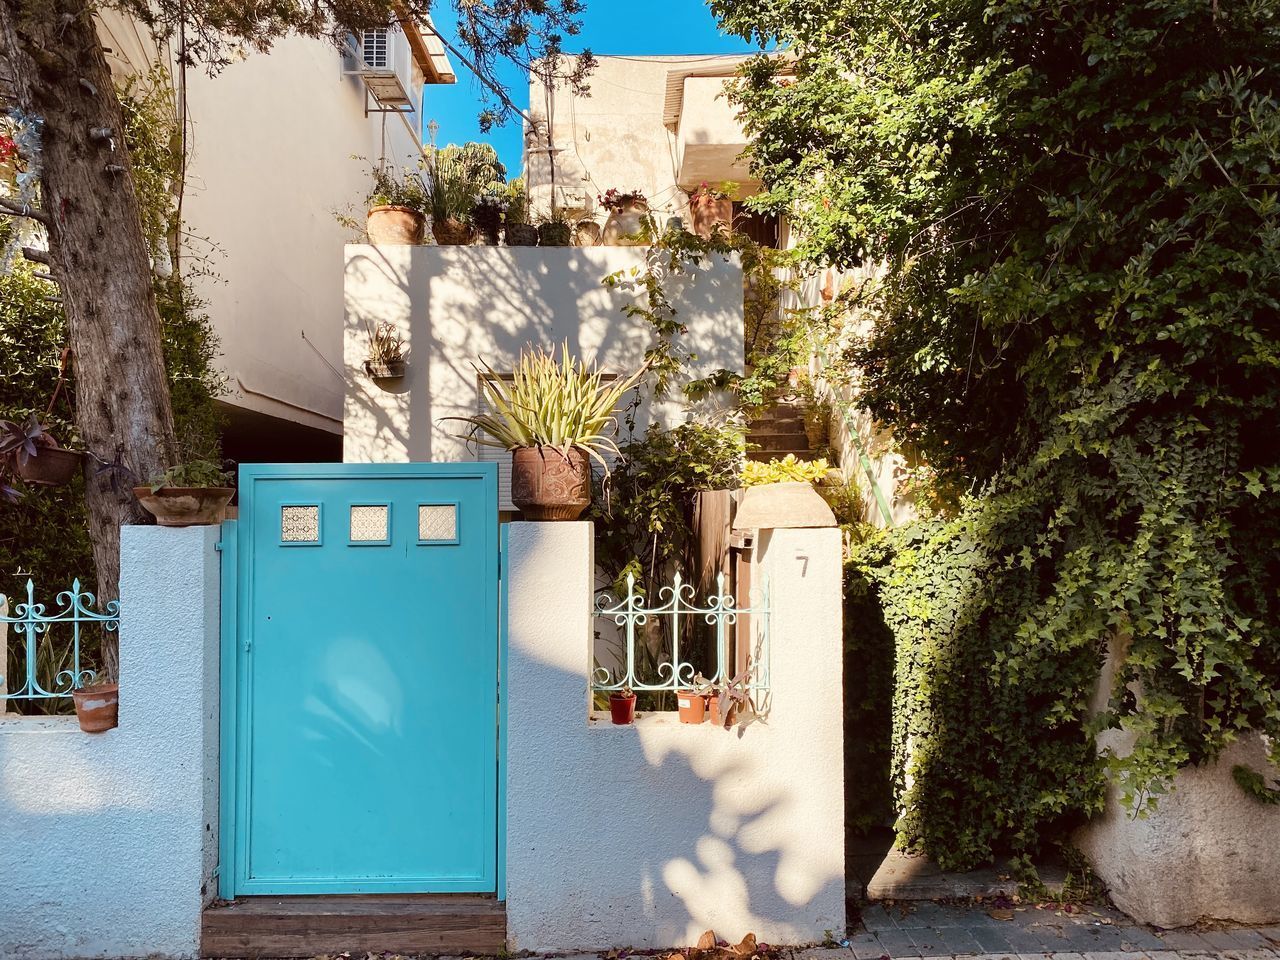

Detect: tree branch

[20,245,50,264]
[0,196,50,224]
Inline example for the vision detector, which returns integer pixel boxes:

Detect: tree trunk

[1,0,178,679]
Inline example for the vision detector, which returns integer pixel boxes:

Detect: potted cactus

[450,345,646,520]
[424,149,474,245]
[133,459,234,527]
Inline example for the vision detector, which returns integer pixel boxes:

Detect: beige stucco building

[95,13,455,461]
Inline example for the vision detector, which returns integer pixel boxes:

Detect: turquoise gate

[219,463,500,897]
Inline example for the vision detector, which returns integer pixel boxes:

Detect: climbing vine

[716,0,1280,866]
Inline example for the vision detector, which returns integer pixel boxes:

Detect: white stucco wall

[342,244,744,465]
[1075,731,1280,927]
[0,526,221,960]
[505,522,845,951]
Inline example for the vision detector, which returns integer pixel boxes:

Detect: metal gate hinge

[215,540,224,552]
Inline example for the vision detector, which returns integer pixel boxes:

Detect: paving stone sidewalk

[796,901,1280,960]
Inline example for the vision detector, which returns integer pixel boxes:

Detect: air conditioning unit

[360,28,390,69]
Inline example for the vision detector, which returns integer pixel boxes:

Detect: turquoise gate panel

[225,463,499,896]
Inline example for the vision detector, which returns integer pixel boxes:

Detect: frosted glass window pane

[419,504,457,542]
[281,505,319,542]
[350,505,389,542]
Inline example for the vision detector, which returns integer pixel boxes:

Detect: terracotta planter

[364,358,406,380]
[510,446,591,520]
[609,692,637,725]
[709,693,736,727]
[602,201,650,246]
[506,223,539,246]
[367,205,425,245]
[134,486,235,527]
[677,689,707,724]
[574,220,602,247]
[72,682,119,733]
[432,217,473,245]
[13,446,82,486]
[689,195,733,238]
[537,222,572,247]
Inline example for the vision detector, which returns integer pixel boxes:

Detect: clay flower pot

[573,220,602,247]
[505,223,539,246]
[609,692,637,725]
[432,217,473,245]
[689,195,733,239]
[13,445,82,486]
[133,486,235,527]
[72,682,119,733]
[510,446,591,521]
[364,358,406,380]
[677,689,707,724]
[367,205,425,245]
[602,201,650,246]
[708,693,736,727]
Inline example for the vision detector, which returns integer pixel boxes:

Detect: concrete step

[749,432,813,452]
[746,449,814,462]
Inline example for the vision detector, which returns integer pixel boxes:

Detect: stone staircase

[747,397,815,462]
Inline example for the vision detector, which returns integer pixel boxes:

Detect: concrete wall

[505,522,845,951]
[342,244,744,465]
[182,35,427,438]
[0,526,221,960]
[526,55,753,225]
[1075,731,1280,927]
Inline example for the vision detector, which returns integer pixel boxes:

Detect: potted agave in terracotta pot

[449,345,646,521]
[134,459,235,527]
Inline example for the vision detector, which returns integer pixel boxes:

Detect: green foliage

[718,0,1280,867]
[456,346,646,470]
[741,454,829,486]
[505,177,531,226]
[591,419,747,592]
[1231,764,1280,805]
[147,458,232,490]
[366,165,426,211]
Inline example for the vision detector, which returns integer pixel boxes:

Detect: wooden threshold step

[201,894,507,958]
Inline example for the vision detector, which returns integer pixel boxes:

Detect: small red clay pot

[72,682,119,733]
[677,689,707,724]
[609,692,637,725]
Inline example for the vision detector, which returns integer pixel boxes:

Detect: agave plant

[456,345,647,471]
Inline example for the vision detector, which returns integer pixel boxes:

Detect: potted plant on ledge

[450,345,646,520]
[609,685,636,725]
[536,207,573,247]
[424,149,474,245]
[72,674,119,733]
[365,167,426,245]
[134,459,234,527]
[504,179,538,246]
[600,188,650,246]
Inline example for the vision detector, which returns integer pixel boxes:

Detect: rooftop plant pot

[574,220,602,247]
[72,682,119,733]
[677,689,707,724]
[689,195,733,239]
[133,486,235,527]
[609,692,637,725]
[537,222,572,247]
[510,446,590,521]
[364,358,406,380]
[602,201,649,246]
[13,445,82,486]
[505,223,539,246]
[367,205,425,245]
[433,217,473,246]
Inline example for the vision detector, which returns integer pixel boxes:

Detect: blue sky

[421,0,760,176]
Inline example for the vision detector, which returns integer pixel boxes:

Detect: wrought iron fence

[1,579,117,702]
[592,571,770,695]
